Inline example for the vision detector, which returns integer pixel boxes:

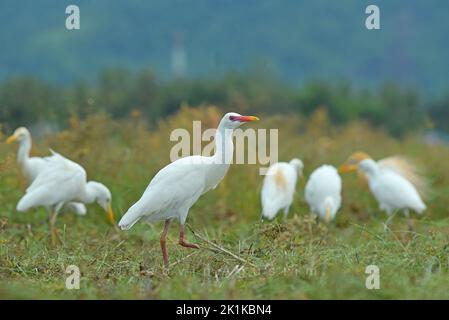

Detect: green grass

[1,108,448,299]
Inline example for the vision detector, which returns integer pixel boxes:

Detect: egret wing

[119,159,208,228]
[379,156,430,198]
[17,152,86,211]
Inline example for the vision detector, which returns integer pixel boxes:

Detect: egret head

[220,112,259,130]
[6,127,31,144]
[87,181,115,225]
[358,159,378,176]
[289,158,304,176]
[338,151,371,173]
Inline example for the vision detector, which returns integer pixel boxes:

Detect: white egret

[261,159,303,220]
[118,112,259,268]
[16,150,115,243]
[305,165,342,224]
[7,127,47,183]
[7,127,86,215]
[339,151,429,198]
[358,159,426,230]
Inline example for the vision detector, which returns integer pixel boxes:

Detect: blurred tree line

[0,68,446,137]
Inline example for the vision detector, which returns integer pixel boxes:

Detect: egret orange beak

[6,135,17,144]
[338,163,358,173]
[325,206,331,224]
[107,203,115,225]
[232,115,259,122]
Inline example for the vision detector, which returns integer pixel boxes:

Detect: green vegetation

[2,70,448,137]
[0,108,448,299]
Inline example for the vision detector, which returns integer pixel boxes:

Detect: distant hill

[1,0,449,95]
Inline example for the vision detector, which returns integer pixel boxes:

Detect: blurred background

[0,0,449,137]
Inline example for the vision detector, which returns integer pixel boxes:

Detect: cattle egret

[358,159,426,230]
[7,127,86,215]
[339,151,429,198]
[305,165,342,224]
[261,159,303,220]
[16,150,115,243]
[118,112,259,268]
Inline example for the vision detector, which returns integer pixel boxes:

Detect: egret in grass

[7,127,86,215]
[338,151,429,198]
[305,165,342,224]
[260,159,303,220]
[16,150,115,243]
[118,112,259,268]
[358,159,426,230]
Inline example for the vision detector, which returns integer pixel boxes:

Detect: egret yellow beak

[6,135,17,144]
[325,207,331,224]
[338,163,358,173]
[234,115,259,122]
[107,203,115,225]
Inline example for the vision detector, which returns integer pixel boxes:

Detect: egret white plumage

[339,151,429,198]
[261,159,303,220]
[118,112,259,268]
[305,165,342,224]
[358,159,426,230]
[16,150,115,243]
[7,127,86,215]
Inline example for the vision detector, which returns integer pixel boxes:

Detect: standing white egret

[338,151,429,198]
[261,159,303,220]
[16,150,115,243]
[7,127,47,183]
[305,165,342,224]
[118,112,259,268]
[7,127,86,215]
[358,159,426,230]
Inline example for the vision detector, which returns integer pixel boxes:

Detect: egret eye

[229,116,237,121]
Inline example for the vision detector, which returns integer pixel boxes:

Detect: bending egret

[118,112,259,268]
[7,127,86,215]
[261,159,303,220]
[305,165,342,224]
[339,151,429,198]
[358,159,426,230]
[16,150,115,242]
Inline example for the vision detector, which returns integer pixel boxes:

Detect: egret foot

[160,219,172,269]
[404,209,414,232]
[383,213,395,232]
[49,212,62,246]
[407,219,414,231]
[179,240,200,249]
[178,224,199,249]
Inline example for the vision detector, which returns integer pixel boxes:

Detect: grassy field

[0,106,448,299]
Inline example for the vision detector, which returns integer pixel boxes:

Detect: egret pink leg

[160,219,172,268]
[178,224,199,249]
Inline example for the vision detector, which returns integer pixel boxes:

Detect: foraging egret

[358,159,426,230]
[305,165,342,224]
[339,151,429,198]
[7,127,86,215]
[261,159,303,220]
[118,112,259,268]
[16,150,115,242]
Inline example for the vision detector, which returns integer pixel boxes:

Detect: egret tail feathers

[118,202,144,230]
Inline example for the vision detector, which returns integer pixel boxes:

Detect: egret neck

[17,134,32,166]
[79,182,98,204]
[213,125,234,166]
